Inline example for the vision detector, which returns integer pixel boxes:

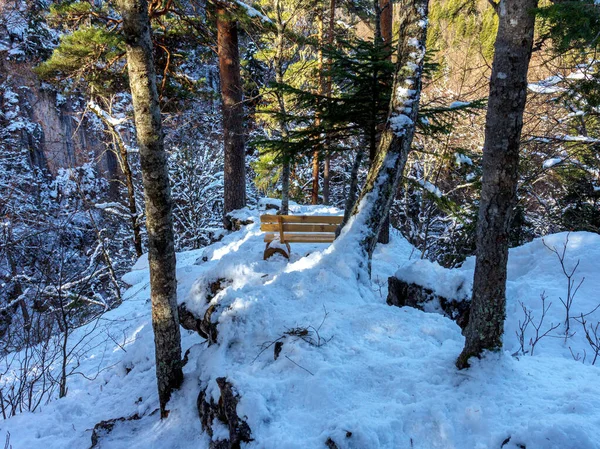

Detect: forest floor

[2,202,600,449]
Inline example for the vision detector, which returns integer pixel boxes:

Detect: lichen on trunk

[350,0,430,271]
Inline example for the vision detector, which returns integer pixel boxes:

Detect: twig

[285,356,314,375]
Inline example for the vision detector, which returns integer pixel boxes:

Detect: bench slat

[264,233,336,243]
[260,214,343,225]
[260,223,338,233]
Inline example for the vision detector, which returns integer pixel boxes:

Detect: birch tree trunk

[351,0,429,270]
[118,0,183,418]
[456,0,538,369]
[217,3,247,218]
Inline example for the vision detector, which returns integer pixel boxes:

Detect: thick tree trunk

[311,7,326,205]
[322,0,335,205]
[379,0,392,47]
[352,0,429,270]
[118,0,183,418]
[217,4,246,219]
[377,0,392,244]
[456,0,538,369]
[275,0,291,214]
[368,0,393,245]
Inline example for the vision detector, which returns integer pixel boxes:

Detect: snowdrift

[2,204,600,449]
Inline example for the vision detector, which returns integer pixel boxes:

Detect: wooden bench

[260,214,344,259]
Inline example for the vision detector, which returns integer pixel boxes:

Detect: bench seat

[264,232,336,243]
[260,214,343,259]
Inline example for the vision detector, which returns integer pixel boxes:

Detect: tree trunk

[323,156,330,204]
[322,0,335,205]
[311,150,320,205]
[367,0,395,245]
[352,0,429,271]
[379,0,392,47]
[456,0,538,369]
[89,103,143,258]
[217,4,246,219]
[280,159,291,214]
[118,0,183,418]
[323,0,336,205]
[311,6,325,205]
[377,0,392,244]
[275,0,291,214]
[341,147,364,228]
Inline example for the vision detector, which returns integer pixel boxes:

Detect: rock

[223,213,254,231]
[179,278,229,344]
[325,437,339,448]
[90,413,141,448]
[197,378,252,449]
[262,202,280,211]
[387,276,471,329]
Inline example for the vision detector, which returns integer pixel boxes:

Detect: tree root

[197,377,252,449]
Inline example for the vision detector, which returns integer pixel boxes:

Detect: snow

[394,259,471,301]
[454,152,473,166]
[88,101,128,126]
[410,178,443,198]
[556,134,600,144]
[528,75,564,94]
[543,157,563,169]
[449,100,470,109]
[389,113,413,135]
[2,204,600,449]
[234,0,272,24]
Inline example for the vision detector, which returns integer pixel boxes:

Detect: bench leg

[263,242,291,260]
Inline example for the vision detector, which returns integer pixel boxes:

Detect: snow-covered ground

[1,204,599,449]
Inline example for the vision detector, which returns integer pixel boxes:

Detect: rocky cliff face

[1,55,108,177]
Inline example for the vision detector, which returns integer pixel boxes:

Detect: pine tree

[216,2,247,222]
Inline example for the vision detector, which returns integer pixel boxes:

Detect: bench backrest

[260,214,343,243]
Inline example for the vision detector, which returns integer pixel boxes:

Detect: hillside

[2,203,599,449]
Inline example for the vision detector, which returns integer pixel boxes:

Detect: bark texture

[274,0,291,214]
[379,0,393,46]
[322,0,335,205]
[341,147,364,229]
[217,4,247,218]
[368,0,393,245]
[456,0,538,369]
[118,0,183,417]
[311,149,320,204]
[352,0,429,269]
[376,0,392,244]
[311,5,326,205]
